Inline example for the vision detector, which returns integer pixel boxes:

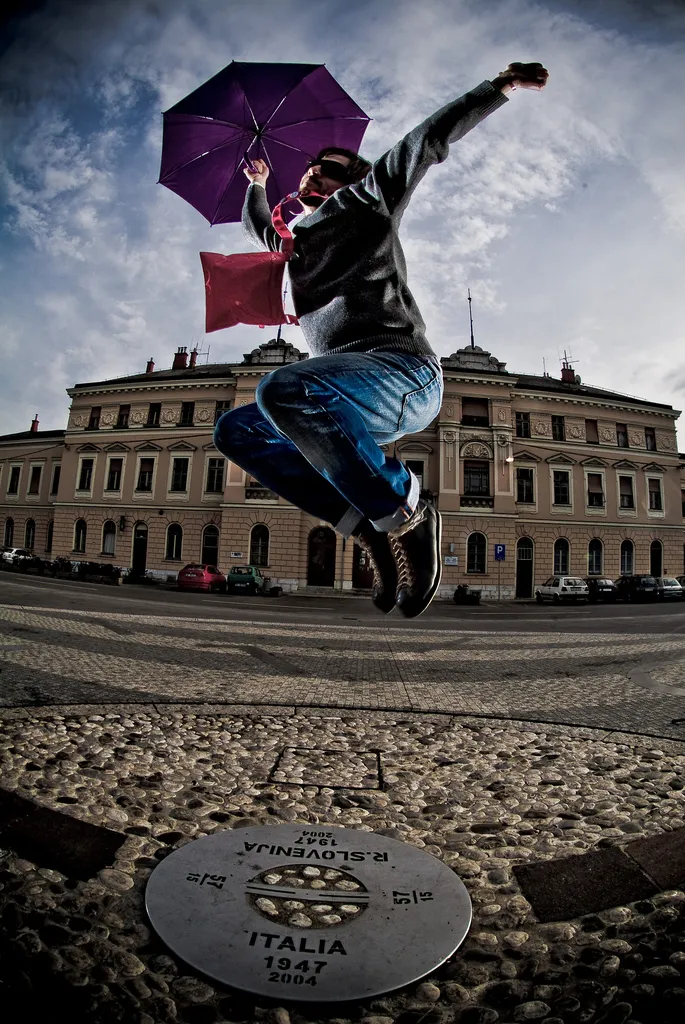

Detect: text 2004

[295,830,337,847]
[266,956,326,986]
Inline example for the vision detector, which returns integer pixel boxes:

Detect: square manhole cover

[270,747,381,789]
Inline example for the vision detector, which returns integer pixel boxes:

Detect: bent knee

[213,407,248,456]
[255,366,301,413]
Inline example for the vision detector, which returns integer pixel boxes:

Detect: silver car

[654,577,683,600]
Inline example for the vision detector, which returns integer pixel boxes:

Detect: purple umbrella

[159,61,371,225]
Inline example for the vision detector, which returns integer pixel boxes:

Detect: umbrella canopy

[159,61,371,225]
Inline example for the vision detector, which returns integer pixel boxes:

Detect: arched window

[554,538,570,575]
[620,539,634,576]
[588,538,603,576]
[467,532,487,574]
[102,520,116,556]
[3,518,14,547]
[166,523,183,561]
[24,518,35,550]
[74,519,87,553]
[650,539,663,578]
[201,525,219,566]
[249,524,270,567]
[46,520,54,553]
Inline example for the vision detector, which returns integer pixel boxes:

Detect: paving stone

[622,826,685,890]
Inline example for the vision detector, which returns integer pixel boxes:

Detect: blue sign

[494,544,506,561]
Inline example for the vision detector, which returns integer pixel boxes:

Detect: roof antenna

[276,278,291,344]
[467,288,475,349]
[543,356,546,377]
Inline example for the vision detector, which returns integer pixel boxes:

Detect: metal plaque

[145,824,472,1002]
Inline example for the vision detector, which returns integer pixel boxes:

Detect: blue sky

[1,0,684,445]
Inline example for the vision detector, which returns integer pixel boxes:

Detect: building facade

[2,339,684,599]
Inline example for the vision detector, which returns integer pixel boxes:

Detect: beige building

[1,338,684,599]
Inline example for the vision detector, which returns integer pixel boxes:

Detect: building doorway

[202,525,219,566]
[307,527,336,587]
[515,537,534,598]
[131,522,148,578]
[650,539,663,577]
[352,542,375,589]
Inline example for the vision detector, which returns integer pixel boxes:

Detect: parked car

[676,576,685,598]
[535,576,589,603]
[653,577,684,600]
[613,575,658,602]
[583,577,618,603]
[177,563,226,593]
[1,547,32,564]
[226,565,267,595]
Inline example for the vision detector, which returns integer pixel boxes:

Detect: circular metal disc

[145,825,472,1002]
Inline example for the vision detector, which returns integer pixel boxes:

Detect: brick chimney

[189,348,198,369]
[146,357,155,374]
[30,414,39,433]
[172,346,188,370]
[561,364,575,383]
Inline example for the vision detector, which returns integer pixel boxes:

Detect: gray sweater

[242,81,508,358]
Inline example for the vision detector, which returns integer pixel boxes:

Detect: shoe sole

[397,508,443,619]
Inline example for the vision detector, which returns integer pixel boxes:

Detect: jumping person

[214,62,549,617]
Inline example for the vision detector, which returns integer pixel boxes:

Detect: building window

[46,520,54,553]
[147,403,161,427]
[166,523,183,560]
[515,412,531,438]
[3,518,14,546]
[8,466,20,495]
[461,398,489,427]
[205,458,225,493]
[27,466,42,495]
[553,470,570,505]
[585,419,599,444]
[87,407,101,430]
[106,458,123,491]
[464,461,490,496]
[405,459,425,490]
[74,519,87,553]
[619,476,635,509]
[78,458,94,491]
[116,404,130,428]
[24,519,35,549]
[170,457,189,492]
[588,538,603,575]
[214,400,233,424]
[179,402,195,427]
[201,525,219,565]
[50,465,61,495]
[552,416,565,442]
[682,490,685,518]
[467,532,487,574]
[554,538,570,575]
[516,467,535,504]
[645,427,656,451]
[586,472,604,508]
[249,524,270,567]
[648,477,663,511]
[620,539,634,575]
[137,458,154,492]
[616,423,629,448]
[102,520,116,555]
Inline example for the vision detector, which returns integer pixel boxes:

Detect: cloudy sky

[1,0,684,446]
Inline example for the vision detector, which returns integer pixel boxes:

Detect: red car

[177,563,227,593]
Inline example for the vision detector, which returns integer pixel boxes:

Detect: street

[1,572,684,740]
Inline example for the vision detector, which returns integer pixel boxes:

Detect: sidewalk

[1,701,684,1024]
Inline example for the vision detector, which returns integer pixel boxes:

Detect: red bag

[200,193,306,333]
[200,250,298,331]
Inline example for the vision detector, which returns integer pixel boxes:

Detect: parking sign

[494,544,506,561]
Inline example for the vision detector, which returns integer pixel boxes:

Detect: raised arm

[241,159,280,252]
[354,62,548,219]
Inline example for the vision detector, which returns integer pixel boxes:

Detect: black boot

[389,499,442,619]
[353,522,398,614]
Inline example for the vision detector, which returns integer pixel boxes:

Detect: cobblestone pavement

[1,602,684,740]
[1,600,684,1023]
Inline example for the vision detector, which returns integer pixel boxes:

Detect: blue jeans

[213,350,443,536]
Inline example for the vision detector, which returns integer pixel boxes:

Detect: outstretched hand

[497,62,549,91]
[244,158,269,186]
